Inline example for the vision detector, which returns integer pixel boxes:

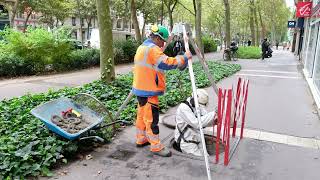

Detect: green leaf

[41,167,54,177]
[62,158,67,164]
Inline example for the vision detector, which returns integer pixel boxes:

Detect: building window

[0,5,9,19]
[312,23,320,92]
[72,31,77,39]
[17,12,23,19]
[112,19,115,29]
[72,17,76,26]
[82,30,85,41]
[81,18,84,26]
[305,24,319,76]
[116,19,122,29]
[123,20,128,29]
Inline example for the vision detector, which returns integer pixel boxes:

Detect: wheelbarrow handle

[79,136,105,142]
[113,90,134,119]
[94,120,132,129]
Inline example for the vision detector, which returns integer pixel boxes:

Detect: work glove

[178,51,191,71]
[185,51,192,60]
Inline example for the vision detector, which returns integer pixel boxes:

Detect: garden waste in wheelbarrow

[31,93,130,141]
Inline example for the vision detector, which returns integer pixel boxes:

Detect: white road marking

[204,127,320,150]
[237,128,320,150]
[236,73,301,79]
[269,63,298,66]
[241,69,299,74]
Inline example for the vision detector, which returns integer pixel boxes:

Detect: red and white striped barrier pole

[214,78,249,165]
[240,79,249,139]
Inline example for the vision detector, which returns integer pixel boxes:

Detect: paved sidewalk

[0,52,222,100]
[40,49,320,180]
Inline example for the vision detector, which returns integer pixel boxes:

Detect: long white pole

[183,25,212,180]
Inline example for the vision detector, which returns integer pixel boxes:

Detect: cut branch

[177,1,195,16]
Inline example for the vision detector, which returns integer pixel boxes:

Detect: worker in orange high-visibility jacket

[132,25,192,157]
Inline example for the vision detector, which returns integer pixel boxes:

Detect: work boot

[136,141,150,148]
[152,147,172,157]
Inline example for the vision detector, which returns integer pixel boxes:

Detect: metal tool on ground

[182,24,212,180]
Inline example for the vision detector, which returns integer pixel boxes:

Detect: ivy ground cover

[0,61,241,179]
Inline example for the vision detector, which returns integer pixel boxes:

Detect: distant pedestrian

[276,41,279,50]
[173,36,183,56]
[261,38,269,60]
[86,40,91,49]
[283,42,287,50]
[287,41,291,51]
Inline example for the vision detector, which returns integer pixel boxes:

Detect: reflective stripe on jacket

[132,39,188,97]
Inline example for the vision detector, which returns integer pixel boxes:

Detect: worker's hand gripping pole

[183,25,212,180]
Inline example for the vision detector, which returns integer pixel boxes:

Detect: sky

[286,0,295,8]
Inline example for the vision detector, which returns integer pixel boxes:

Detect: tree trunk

[142,19,146,39]
[249,0,256,46]
[270,0,276,43]
[195,0,203,55]
[86,18,92,39]
[223,0,231,49]
[10,0,19,28]
[55,17,59,27]
[257,5,266,40]
[168,9,173,32]
[129,18,132,32]
[253,2,259,46]
[79,21,83,47]
[217,19,223,51]
[160,0,164,25]
[50,17,54,29]
[76,0,84,48]
[23,10,32,32]
[97,0,115,83]
[164,0,178,31]
[131,0,142,43]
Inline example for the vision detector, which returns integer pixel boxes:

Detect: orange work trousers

[135,96,163,152]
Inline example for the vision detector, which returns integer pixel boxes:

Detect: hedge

[0,28,218,78]
[202,35,218,53]
[0,28,139,77]
[237,46,262,59]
